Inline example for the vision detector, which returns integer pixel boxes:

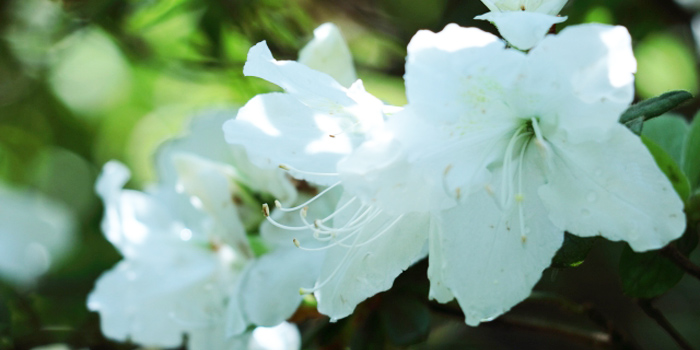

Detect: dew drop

[587,192,598,202]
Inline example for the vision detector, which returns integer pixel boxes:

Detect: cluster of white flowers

[86,0,688,348]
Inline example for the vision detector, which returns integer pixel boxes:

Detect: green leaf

[642,114,690,165]
[619,229,698,298]
[379,294,430,346]
[619,246,683,298]
[551,233,597,268]
[682,112,700,190]
[641,136,691,202]
[624,116,644,136]
[619,90,693,131]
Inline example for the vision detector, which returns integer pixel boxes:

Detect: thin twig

[637,299,695,350]
[660,245,700,281]
[528,292,641,350]
[428,301,638,350]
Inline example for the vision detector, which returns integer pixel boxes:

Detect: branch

[660,245,700,281]
[637,299,695,350]
[527,292,641,350]
[428,301,638,350]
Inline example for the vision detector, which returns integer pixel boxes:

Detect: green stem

[637,299,694,350]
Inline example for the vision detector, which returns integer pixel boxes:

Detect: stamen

[293,238,300,247]
[277,182,341,213]
[339,214,404,248]
[500,125,530,207]
[300,229,364,295]
[274,200,282,209]
[278,164,339,177]
[262,203,270,217]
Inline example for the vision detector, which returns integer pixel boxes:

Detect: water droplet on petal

[587,192,597,202]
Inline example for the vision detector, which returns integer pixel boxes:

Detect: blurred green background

[0,0,699,349]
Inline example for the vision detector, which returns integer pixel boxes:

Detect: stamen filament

[279,164,339,177]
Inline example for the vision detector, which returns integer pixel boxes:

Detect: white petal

[237,248,322,327]
[88,256,221,347]
[171,153,250,251]
[298,23,357,88]
[156,109,298,205]
[431,160,563,326]
[245,41,353,110]
[338,133,455,214]
[475,11,566,50]
[314,201,430,320]
[528,24,636,143]
[539,124,686,252]
[223,93,352,186]
[406,25,521,125]
[249,322,301,350]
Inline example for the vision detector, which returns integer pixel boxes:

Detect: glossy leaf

[683,112,700,190]
[619,90,693,134]
[641,136,691,202]
[642,114,689,165]
[551,232,597,268]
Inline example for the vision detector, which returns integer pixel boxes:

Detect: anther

[313,219,321,229]
[515,193,524,202]
[274,200,282,209]
[293,238,300,248]
[279,164,291,171]
[301,206,308,218]
[262,203,270,217]
[521,235,527,243]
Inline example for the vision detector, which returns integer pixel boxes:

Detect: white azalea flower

[91,100,324,347]
[476,0,568,50]
[223,25,431,321]
[0,185,74,286]
[89,160,251,349]
[362,23,684,325]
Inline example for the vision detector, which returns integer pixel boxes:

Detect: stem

[637,299,695,350]
[428,301,639,350]
[660,245,700,281]
[527,292,641,350]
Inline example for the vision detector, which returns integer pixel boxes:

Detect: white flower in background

[298,23,357,88]
[89,160,251,349]
[0,186,74,286]
[357,23,684,325]
[476,0,568,50]
[91,113,315,348]
[223,24,432,321]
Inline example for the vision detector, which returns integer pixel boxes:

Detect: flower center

[262,168,402,295]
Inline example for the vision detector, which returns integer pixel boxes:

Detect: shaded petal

[237,248,323,327]
[88,253,223,347]
[314,199,430,320]
[155,109,297,205]
[338,134,455,214]
[475,11,566,50]
[539,124,686,252]
[430,155,563,326]
[298,23,357,88]
[223,93,352,186]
